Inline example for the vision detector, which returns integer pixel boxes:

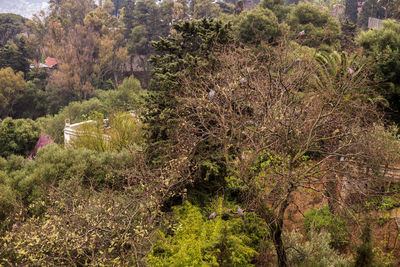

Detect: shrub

[304,206,350,249]
[98,75,146,114]
[286,2,341,48]
[237,8,280,44]
[284,229,351,267]
[71,112,145,152]
[148,201,267,266]
[0,190,148,266]
[0,118,41,157]
[0,143,135,229]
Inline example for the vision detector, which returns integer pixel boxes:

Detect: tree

[0,67,27,118]
[259,0,287,21]
[47,0,96,30]
[0,14,26,47]
[121,0,172,83]
[0,38,30,73]
[84,3,128,87]
[26,11,49,62]
[166,41,392,266]
[11,79,48,119]
[345,0,358,23]
[236,7,280,44]
[190,0,221,19]
[287,2,341,48]
[0,117,41,157]
[357,19,400,122]
[146,19,233,165]
[111,0,127,16]
[45,0,128,110]
[45,23,97,112]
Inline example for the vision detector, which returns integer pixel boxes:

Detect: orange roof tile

[44,57,58,68]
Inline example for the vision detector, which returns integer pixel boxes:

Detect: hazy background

[0,0,49,18]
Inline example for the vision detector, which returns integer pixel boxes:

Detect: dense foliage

[357,20,400,121]
[1,0,400,266]
[0,117,40,158]
[148,201,267,266]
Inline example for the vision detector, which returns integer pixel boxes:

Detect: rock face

[0,0,49,19]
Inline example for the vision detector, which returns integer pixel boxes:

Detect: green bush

[379,197,400,211]
[98,75,146,114]
[148,201,268,266]
[286,2,341,48]
[0,144,135,227]
[285,229,351,267]
[304,206,349,249]
[0,183,17,221]
[71,112,145,152]
[1,190,146,266]
[0,118,41,158]
[237,8,280,45]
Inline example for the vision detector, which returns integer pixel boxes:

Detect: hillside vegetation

[1,0,400,266]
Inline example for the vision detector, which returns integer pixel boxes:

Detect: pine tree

[145,19,233,165]
[0,39,30,74]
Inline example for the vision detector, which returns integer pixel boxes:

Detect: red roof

[44,57,58,68]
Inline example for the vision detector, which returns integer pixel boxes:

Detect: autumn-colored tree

[170,0,190,22]
[47,0,96,30]
[85,2,128,86]
[44,0,128,111]
[26,11,49,62]
[46,23,97,112]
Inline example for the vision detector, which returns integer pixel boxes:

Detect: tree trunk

[113,71,119,89]
[264,192,291,267]
[271,219,287,267]
[254,182,293,267]
[326,178,338,214]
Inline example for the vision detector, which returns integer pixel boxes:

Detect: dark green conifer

[345,0,358,23]
[0,40,30,74]
[145,19,233,165]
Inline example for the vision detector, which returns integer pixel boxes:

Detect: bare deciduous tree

[164,40,398,266]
